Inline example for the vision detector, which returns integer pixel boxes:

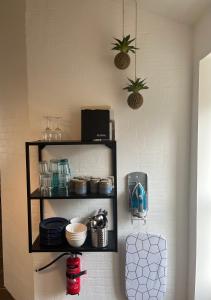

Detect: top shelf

[26,140,116,147]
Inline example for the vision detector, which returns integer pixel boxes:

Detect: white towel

[125,233,167,300]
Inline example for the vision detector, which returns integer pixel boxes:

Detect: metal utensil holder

[91,227,108,248]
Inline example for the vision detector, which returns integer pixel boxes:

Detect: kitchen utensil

[91,226,108,248]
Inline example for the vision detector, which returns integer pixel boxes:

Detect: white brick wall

[0,0,192,299]
[25,1,192,298]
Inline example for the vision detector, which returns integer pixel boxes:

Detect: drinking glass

[42,116,53,141]
[49,159,60,190]
[58,159,71,174]
[58,173,71,189]
[40,174,52,196]
[39,161,49,174]
[49,159,59,173]
[54,117,62,141]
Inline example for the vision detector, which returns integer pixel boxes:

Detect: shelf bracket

[39,144,46,151]
[104,142,113,149]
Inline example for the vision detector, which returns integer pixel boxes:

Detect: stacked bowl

[65,223,87,247]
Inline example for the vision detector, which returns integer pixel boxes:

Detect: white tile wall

[25,2,192,298]
[0,0,193,299]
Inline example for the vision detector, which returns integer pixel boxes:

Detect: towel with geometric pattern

[125,233,167,300]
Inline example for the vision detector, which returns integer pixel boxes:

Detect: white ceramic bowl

[66,231,86,236]
[66,229,87,235]
[70,217,87,225]
[66,223,87,234]
[66,235,87,247]
[65,231,87,239]
[67,235,87,241]
[66,235,87,240]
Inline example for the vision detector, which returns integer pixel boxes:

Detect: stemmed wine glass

[41,116,63,141]
[54,117,62,141]
[42,116,53,141]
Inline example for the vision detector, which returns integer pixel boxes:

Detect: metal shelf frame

[25,140,118,253]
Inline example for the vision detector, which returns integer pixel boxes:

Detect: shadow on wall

[0,184,3,288]
[112,183,130,299]
[113,238,128,299]
[34,253,67,298]
[174,133,189,299]
[0,182,14,299]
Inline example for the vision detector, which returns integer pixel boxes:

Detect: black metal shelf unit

[25,140,118,253]
[30,188,115,199]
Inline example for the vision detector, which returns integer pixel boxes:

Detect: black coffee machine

[81,108,111,141]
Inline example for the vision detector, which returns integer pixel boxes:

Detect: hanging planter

[124,78,149,109]
[112,35,138,70]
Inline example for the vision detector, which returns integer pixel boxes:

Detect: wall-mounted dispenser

[128,172,148,223]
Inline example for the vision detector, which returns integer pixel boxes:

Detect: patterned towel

[125,233,167,300]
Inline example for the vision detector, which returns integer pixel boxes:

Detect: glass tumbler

[49,159,60,190]
[40,174,52,196]
[39,161,49,174]
[58,159,71,175]
[58,173,71,190]
[49,159,59,173]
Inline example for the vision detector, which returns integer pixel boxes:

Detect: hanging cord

[122,0,125,37]
[134,0,138,79]
[35,252,82,272]
[35,252,69,272]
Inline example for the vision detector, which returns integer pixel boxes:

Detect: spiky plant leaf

[123,78,149,93]
[112,35,138,54]
[114,38,122,44]
[128,38,136,45]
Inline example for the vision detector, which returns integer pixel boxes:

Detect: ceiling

[142,0,211,25]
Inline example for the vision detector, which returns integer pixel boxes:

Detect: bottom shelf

[31,230,117,252]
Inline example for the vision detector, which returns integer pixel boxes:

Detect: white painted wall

[190,5,211,300]
[25,1,192,299]
[0,1,34,299]
[195,54,211,300]
[0,0,193,299]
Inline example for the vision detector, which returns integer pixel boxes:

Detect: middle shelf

[32,230,116,252]
[30,188,115,199]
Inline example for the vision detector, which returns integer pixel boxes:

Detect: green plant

[112,35,138,54]
[124,78,149,93]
